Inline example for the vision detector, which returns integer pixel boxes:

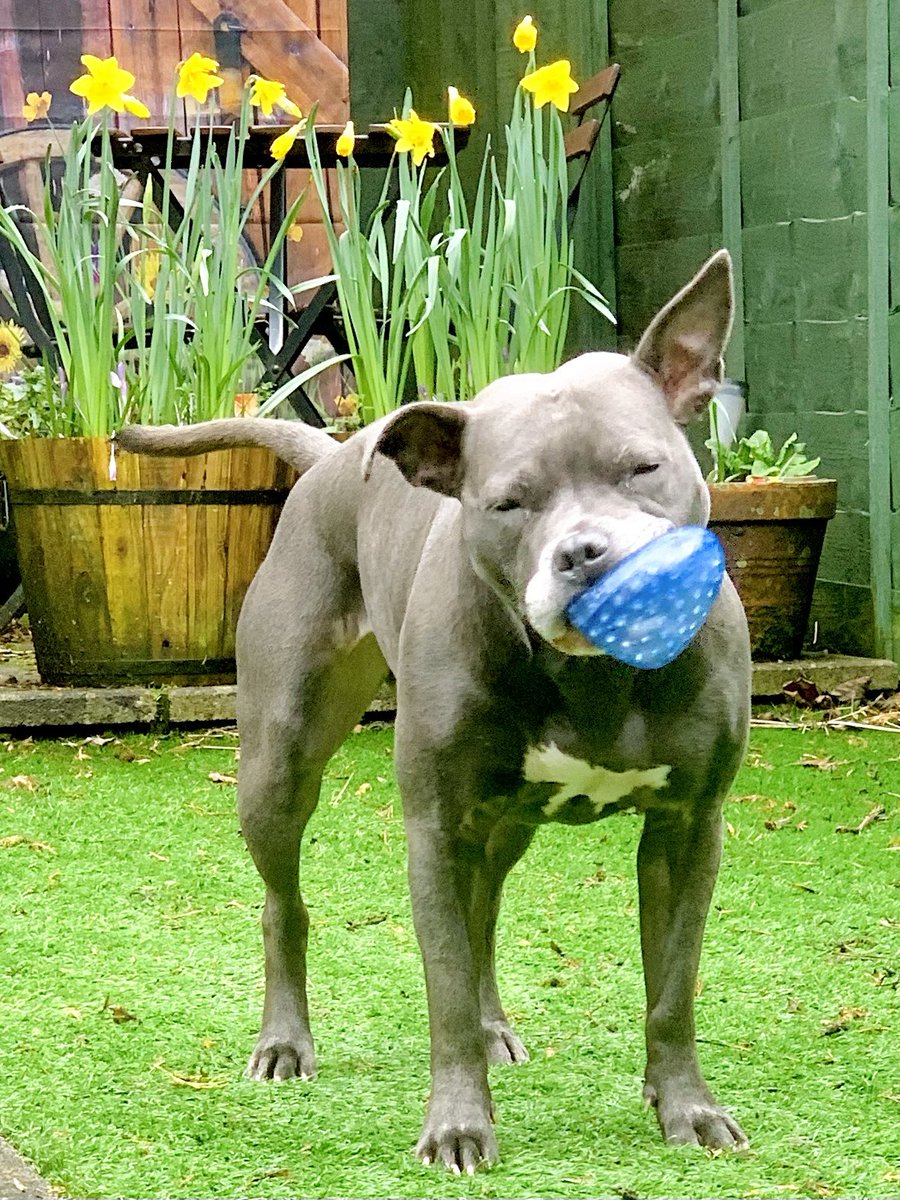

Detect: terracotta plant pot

[708,477,838,661]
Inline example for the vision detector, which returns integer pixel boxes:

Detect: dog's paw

[415,1104,498,1174]
[483,1019,529,1066]
[246,1030,317,1082]
[645,1083,748,1150]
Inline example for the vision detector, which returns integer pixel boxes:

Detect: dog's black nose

[552,531,609,585]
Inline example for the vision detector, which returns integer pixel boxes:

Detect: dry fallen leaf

[109,1005,137,1025]
[346,912,388,931]
[836,805,886,835]
[2,775,41,791]
[355,781,371,796]
[798,754,846,771]
[0,835,55,853]
[208,772,237,786]
[821,1005,867,1035]
[101,996,137,1024]
[153,1060,227,1089]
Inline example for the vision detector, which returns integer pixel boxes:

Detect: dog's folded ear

[364,402,469,497]
[632,249,734,424]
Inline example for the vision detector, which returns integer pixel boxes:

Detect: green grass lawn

[0,721,897,1199]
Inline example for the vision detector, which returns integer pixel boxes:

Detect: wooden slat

[316,0,349,66]
[570,63,620,117]
[182,0,348,120]
[109,0,182,127]
[0,0,25,132]
[38,0,113,125]
[136,451,189,667]
[564,118,599,162]
[96,438,151,669]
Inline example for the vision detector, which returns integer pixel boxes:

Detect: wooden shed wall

[609,0,892,657]
[0,0,349,285]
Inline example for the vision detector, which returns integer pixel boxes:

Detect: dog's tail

[116,418,338,474]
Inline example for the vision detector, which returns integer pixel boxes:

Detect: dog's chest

[521,742,671,824]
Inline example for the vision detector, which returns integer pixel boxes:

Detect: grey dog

[119,249,751,1173]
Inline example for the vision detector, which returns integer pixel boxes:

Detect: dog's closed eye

[491,497,524,512]
[631,463,660,477]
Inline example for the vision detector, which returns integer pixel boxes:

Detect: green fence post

[717,0,744,382]
[867,0,893,659]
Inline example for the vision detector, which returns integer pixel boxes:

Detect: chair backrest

[564,63,621,234]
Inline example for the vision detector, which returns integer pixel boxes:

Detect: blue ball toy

[566,526,725,669]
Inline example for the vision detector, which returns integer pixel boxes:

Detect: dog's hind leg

[469,821,535,1065]
[237,553,387,1082]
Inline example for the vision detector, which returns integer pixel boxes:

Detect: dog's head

[369,251,733,655]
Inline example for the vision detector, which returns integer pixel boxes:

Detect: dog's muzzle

[524,515,674,654]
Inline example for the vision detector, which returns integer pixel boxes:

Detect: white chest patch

[523,743,671,817]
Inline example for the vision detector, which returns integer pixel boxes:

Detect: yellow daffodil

[513,15,537,53]
[286,220,304,243]
[136,247,160,300]
[447,86,475,127]
[70,55,149,117]
[176,52,224,104]
[520,59,579,111]
[249,75,301,120]
[0,321,26,376]
[22,91,51,122]
[269,120,306,161]
[387,110,438,167]
[335,120,356,157]
[234,392,260,417]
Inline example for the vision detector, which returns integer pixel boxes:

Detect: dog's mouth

[547,626,601,656]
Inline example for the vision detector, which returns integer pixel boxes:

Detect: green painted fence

[348,0,896,658]
[608,0,895,658]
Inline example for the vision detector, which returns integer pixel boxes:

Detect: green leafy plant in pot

[705,398,838,662]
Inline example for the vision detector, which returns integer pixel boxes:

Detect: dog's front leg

[637,805,748,1150]
[405,817,498,1173]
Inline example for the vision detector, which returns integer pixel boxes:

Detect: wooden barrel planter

[0,437,297,686]
[708,477,838,661]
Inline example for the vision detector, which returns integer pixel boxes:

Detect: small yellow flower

[234,392,260,417]
[70,55,149,117]
[513,15,537,53]
[0,322,26,377]
[249,75,302,120]
[387,110,439,167]
[520,59,579,111]
[447,86,475,127]
[286,220,304,243]
[176,52,224,105]
[269,120,306,161]
[335,120,355,157]
[22,91,52,122]
[136,247,160,300]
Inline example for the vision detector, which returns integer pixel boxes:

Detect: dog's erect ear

[632,250,734,424]
[364,402,468,497]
